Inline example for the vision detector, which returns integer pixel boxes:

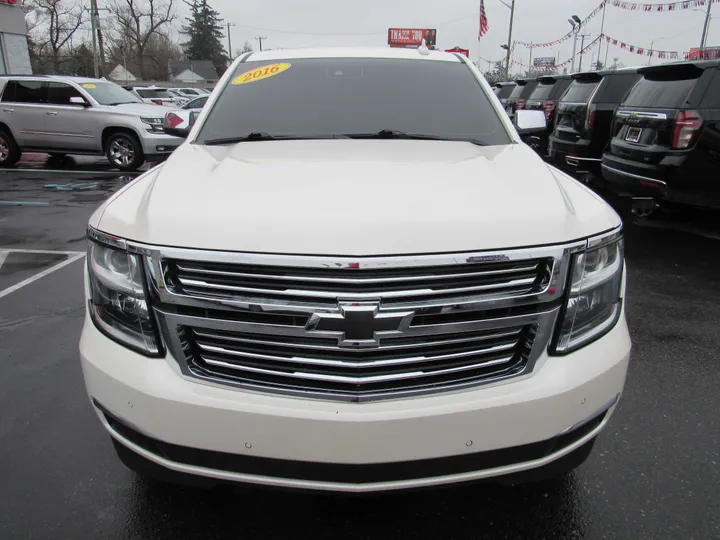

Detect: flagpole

[598,1,607,69]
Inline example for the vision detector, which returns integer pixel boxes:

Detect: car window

[699,69,720,108]
[561,80,600,103]
[508,83,526,99]
[595,73,641,104]
[196,58,512,146]
[549,79,572,100]
[622,74,698,108]
[137,89,172,98]
[529,82,554,101]
[519,81,538,99]
[180,89,200,96]
[184,96,208,109]
[48,82,85,105]
[82,82,140,105]
[2,80,47,103]
[496,84,516,99]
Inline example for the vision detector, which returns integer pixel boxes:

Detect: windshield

[196,58,511,146]
[528,82,555,101]
[137,89,172,98]
[561,80,600,103]
[622,76,697,108]
[82,82,141,105]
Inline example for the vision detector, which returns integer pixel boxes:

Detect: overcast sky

[178,0,718,74]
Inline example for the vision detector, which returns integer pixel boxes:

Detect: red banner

[0,0,20,5]
[388,28,438,49]
[610,0,719,12]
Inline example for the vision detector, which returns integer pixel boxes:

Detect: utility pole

[90,0,99,78]
[571,33,578,72]
[700,0,713,52]
[226,22,236,59]
[598,0,607,70]
[255,36,267,51]
[529,42,533,77]
[578,34,590,72]
[504,0,515,80]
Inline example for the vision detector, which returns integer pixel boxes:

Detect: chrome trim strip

[201,354,517,384]
[195,340,518,369]
[600,163,667,187]
[176,275,538,300]
[616,110,668,120]
[565,156,602,166]
[191,327,523,352]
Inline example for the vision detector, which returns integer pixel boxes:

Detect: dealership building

[0,0,32,75]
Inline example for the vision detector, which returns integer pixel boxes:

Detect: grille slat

[166,258,552,304]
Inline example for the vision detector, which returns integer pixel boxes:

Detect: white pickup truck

[80,47,631,492]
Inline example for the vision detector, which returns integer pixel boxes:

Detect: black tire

[105,132,144,171]
[0,129,22,168]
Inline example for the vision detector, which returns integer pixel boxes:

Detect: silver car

[0,75,185,170]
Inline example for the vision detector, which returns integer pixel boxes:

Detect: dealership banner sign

[0,0,19,5]
[533,57,556,68]
[388,28,438,49]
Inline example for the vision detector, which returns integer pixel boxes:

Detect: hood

[95,140,620,255]
[108,102,175,117]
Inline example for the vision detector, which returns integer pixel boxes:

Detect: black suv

[504,78,538,120]
[601,60,720,209]
[493,82,517,107]
[549,68,641,174]
[522,75,573,156]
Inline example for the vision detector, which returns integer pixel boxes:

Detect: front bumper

[137,130,184,157]
[80,308,631,492]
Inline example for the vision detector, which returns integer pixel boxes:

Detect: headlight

[87,240,161,355]
[553,237,624,354]
[141,117,165,133]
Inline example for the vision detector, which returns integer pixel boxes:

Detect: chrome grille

[163,258,552,306]
[144,245,579,401]
[176,324,536,401]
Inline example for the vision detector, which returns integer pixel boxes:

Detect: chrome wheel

[109,137,135,167]
[0,137,9,163]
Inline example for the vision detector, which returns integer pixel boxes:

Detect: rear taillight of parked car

[543,101,555,121]
[516,99,525,110]
[672,111,702,149]
[151,99,163,105]
[585,104,597,132]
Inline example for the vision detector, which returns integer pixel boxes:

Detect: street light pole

[578,34,590,72]
[504,0,515,80]
[700,0,713,52]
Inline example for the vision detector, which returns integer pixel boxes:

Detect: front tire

[0,129,22,168]
[105,132,144,171]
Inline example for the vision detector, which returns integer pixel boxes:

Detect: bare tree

[236,40,253,56]
[28,0,85,72]
[107,0,175,79]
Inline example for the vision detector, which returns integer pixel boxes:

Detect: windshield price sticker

[232,63,291,85]
[83,84,97,89]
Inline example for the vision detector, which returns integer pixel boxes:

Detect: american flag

[479,0,489,39]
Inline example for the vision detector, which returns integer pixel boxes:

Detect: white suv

[80,48,631,492]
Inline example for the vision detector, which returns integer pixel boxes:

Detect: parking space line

[0,252,86,300]
[0,251,7,271]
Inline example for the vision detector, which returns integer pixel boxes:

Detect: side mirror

[70,96,90,107]
[514,110,547,135]
[163,110,195,139]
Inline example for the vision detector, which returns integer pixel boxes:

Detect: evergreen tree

[181,0,228,74]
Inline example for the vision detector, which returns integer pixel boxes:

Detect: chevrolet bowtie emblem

[306,302,413,348]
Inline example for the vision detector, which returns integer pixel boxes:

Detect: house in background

[168,60,219,84]
[108,64,137,83]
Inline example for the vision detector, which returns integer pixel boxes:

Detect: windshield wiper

[203,133,345,146]
[106,101,137,106]
[344,130,485,145]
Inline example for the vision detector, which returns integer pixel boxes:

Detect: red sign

[0,0,19,5]
[445,47,470,58]
[687,47,720,60]
[388,28,437,49]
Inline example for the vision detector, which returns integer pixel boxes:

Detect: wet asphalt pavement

[1,165,719,540]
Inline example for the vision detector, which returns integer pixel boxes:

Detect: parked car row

[122,85,212,107]
[498,58,720,212]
